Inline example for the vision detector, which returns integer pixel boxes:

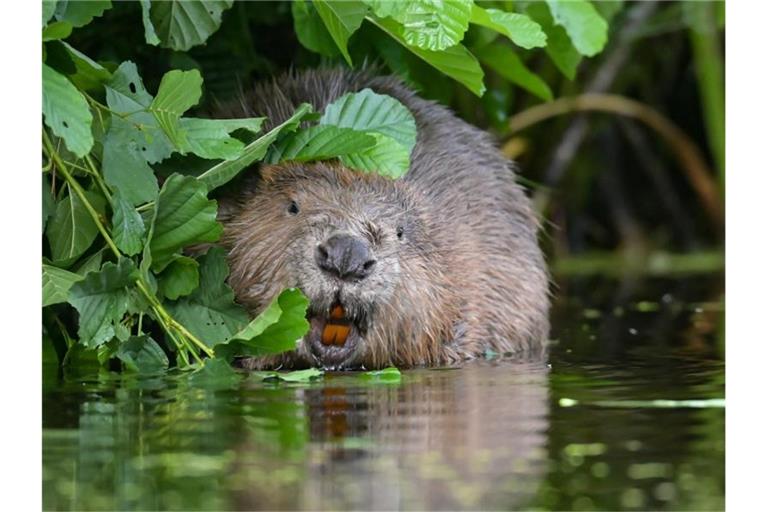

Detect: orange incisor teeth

[322,304,350,346]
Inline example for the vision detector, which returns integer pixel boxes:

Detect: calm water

[43,276,724,511]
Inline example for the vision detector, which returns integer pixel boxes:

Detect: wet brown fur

[215,68,550,369]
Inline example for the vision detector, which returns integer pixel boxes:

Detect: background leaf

[469,5,546,50]
[475,43,553,101]
[148,174,223,272]
[54,0,111,28]
[292,0,339,57]
[526,2,582,80]
[42,64,93,157]
[148,0,235,51]
[545,0,608,57]
[312,0,368,65]
[157,256,199,300]
[46,189,105,265]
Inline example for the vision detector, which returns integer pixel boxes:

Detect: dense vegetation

[42,0,724,376]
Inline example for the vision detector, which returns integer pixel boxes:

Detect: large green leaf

[42,21,72,42]
[215,288,310,360]
[57,41,112,91]
[110,190,146,256]
[319,88,417,148]
[179,117,265,161]
[292,0,339,57]
[115,335,169,373]
[313,0,368,65]
[469,5,546,50]
[545,0,608,57]
[149,69,203,149]
[340,132,411,178]
[147,0,234,51]
[68,258,137,348]
[43,264,84,307]
[54,0,112,28]
[46,189,105,265]
[157,256,199,300]
[370,17,485,96]
[269,125,376,163]
[196,103,314,191]
[102,122,160,206]
[166,247,249,346]
[475,43,553,102]
[42,64,93,157]
[526,2,582,80]
[384,0,473,51]
[148,174,222,272]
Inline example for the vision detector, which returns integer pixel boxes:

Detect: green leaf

[148,0,234,51]
[250,368,324,383]
[43,264,84,307]
[475,43,553,101]
[42,175,55,232]
[57,41,112,91]
[361,0,401,19]
[46,189,105,265]
[110,190,146,256]
[188,358,241,388]
[115,335,169,374]
[339,133,411,178]
[42,64,93,157]
[196,103,314,191]
[361,366,402,382]
[68,258,137,348]
[102,123,160,206]
[157,256,199,300]
[545,0,608,57]
[469,5,546,50]
[74,249,104,275]
[139,0,160,45]
[166,247,249,346]
[43,0,58,26]
[312,0,368,65]
[149,69,203,149]
[179,117,265,161]
[370,17,485,96]
[54,0,111,28]
[148,174,222,272]
[526,2,581,80]
[269,125,376,163]
[42,21,72,41]
[319,88,417,148]
[292,0,339,57]
[385,0,473,51]
[215,288,310,360]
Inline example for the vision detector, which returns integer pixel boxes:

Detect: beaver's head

[224,162,452,370]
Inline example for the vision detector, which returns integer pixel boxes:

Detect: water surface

[43,275,724,510]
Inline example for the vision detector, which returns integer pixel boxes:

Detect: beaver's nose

[316,234,377,281]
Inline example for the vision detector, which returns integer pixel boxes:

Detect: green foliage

[42,0,617,376]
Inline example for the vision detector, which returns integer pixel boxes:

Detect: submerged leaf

[42,64,93,157]
[148,174,222,272]
[68,258,137,348]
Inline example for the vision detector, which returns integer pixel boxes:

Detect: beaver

[216,68,550,370]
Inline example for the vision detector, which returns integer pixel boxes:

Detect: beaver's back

[221,68,550,358]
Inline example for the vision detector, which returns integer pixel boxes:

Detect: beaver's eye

[396,226,404,240]
[288,200,300,215]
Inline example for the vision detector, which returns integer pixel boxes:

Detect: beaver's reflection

[237,360,549,510]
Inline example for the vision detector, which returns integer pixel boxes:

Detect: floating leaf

[320,88,417,148]
[469,5,546,50]
[46,189,105,265]
[43,264,83,307]
[196,103,313,191]
[545,0,608,57]
[361,366,402,382]
[116,335,169,373]
[149,69,203,149]
[110,190,146,256]
[475,43,553,101]
[42,64,93,157]
[166,247,249,346]
[313,0,368,65]
[68,258,137,348]
[148,174,222,272]
[250,368,324,383]
[147,0,234,51]
[157,256,199,300]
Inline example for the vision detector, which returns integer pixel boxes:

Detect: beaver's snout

[315,234,377,282]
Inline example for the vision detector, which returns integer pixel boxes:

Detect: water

[42,276,724,511]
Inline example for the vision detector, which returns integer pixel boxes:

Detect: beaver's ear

[258,164,284,184]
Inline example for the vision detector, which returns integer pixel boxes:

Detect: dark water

[43,275,724,511]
